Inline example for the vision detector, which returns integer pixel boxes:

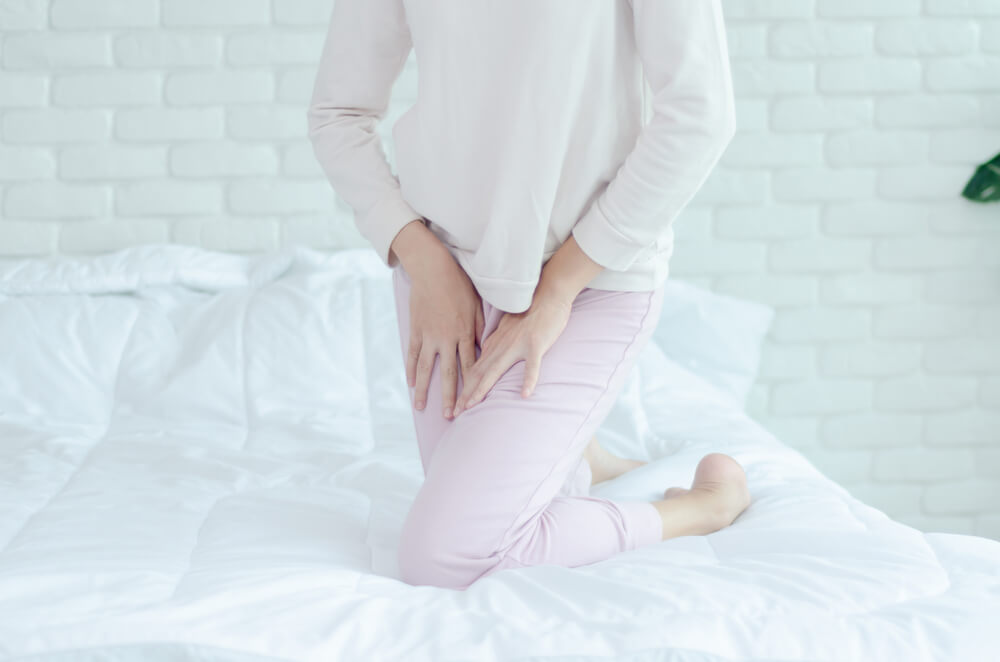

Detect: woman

[308,0,751,590]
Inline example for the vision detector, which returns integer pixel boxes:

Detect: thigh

[403,282,666,559]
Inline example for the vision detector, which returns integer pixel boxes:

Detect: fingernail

[416,400,424,409]
[444,407,452,418]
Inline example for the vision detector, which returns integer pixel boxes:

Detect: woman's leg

[392,264,666,590]
[391,265,593,498]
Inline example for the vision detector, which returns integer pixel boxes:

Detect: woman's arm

[570,0,737,273]
[306,0,422,269]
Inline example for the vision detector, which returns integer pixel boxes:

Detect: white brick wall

[0,0,998,539]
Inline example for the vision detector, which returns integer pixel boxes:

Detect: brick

[50,0,158,28]
[926,58,1000,92]
[229,180,336,215]
[58,220,170,254]
[165,72,274,105]
[713,273,818,306]
[0,0,48,30]
[276,69,316,105]
[770,306,871,341]
[985,23,1000,54]
[923,479,1000,514]
[873,448,976,481]
[0,220,56,255]
[280,214,357,248]
[925,270,1000,304]
[874,235,981,269]
[162,0,271,27]
[975,449,1000,477]
[818,0,920,17]
[926,0,1000,16]
[769,237,871,272]
[116,181,224,216]
[721,0,815,19]
[60,145,167,180]
[926,410,1000,446]
[770,22,873,58]
[0,73,46,107]
[773,168,877,202]
[875,95,981,129]
[923,340,1000,375]
[53,73,162,107]
[4,182,110,219]
[665,238,768,274]
[713,204,819,238]
[0,147,55,180]
[171,142,279,177]
[282,143,325,178]
[274,0,333,25]
[116,108,224,141]
[3,109,113,144]
[733,99,769,131]
[820,341,921,377]
[929,129,1000,164]
[670,208,713,241]
[876,20,979,55]
[731,61,815,97]
[819,59,922,93]
[974,516,1000,541]
[981,378,1000,408]
[115,34,223,68]
[820,272,920,305]
[874,305,978,339]
[772,378,873,414]
[721,134,824,167]
[876,376,979,411]
[227,107,309,140]
[878,165,974,200]
[202,219,281,252]
[821,413,922,448]
[773,98,873,132]
[690,171,770,205]
[822,202,931,236]
[825,131,929,166]
[227,32,327,66]
[757,343,817,379]
[3,34,111,69]
[724,25,767,57]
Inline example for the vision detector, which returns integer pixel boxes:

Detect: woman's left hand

[452,289,574,416]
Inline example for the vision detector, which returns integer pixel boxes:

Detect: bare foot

[652,452,751,540]
[584,435,646,485]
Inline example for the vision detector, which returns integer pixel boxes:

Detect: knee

[396,517,493,591]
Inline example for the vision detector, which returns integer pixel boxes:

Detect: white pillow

[651,279,775,409]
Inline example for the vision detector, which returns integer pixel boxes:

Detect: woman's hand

[395,223,485,420]
[452,288,574,417]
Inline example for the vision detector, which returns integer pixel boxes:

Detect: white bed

[0,244,997,662]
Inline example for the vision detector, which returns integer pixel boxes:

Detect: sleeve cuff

[571,198,652,272]
[358,192,423,268]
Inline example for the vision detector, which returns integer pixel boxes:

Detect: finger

[413,344,436,410]
[474,305,485,345]
[464,351,512,410]
[457,335,476,398]
[440,344,459,419]
[521,353,541,398]
[405,333,421,388]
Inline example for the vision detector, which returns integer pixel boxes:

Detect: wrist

[390,219,447,273]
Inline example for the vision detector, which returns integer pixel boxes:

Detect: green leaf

[962,151,1000,203]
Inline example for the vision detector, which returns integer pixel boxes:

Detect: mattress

[0,244,997,662]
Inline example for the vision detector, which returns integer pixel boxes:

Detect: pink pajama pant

[392,263,666,590]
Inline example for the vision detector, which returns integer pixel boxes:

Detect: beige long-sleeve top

[307,0,736,314]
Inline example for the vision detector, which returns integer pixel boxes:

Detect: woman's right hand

[391,220,485,420]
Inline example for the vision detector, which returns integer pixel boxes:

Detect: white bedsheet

[0,245,997,662]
